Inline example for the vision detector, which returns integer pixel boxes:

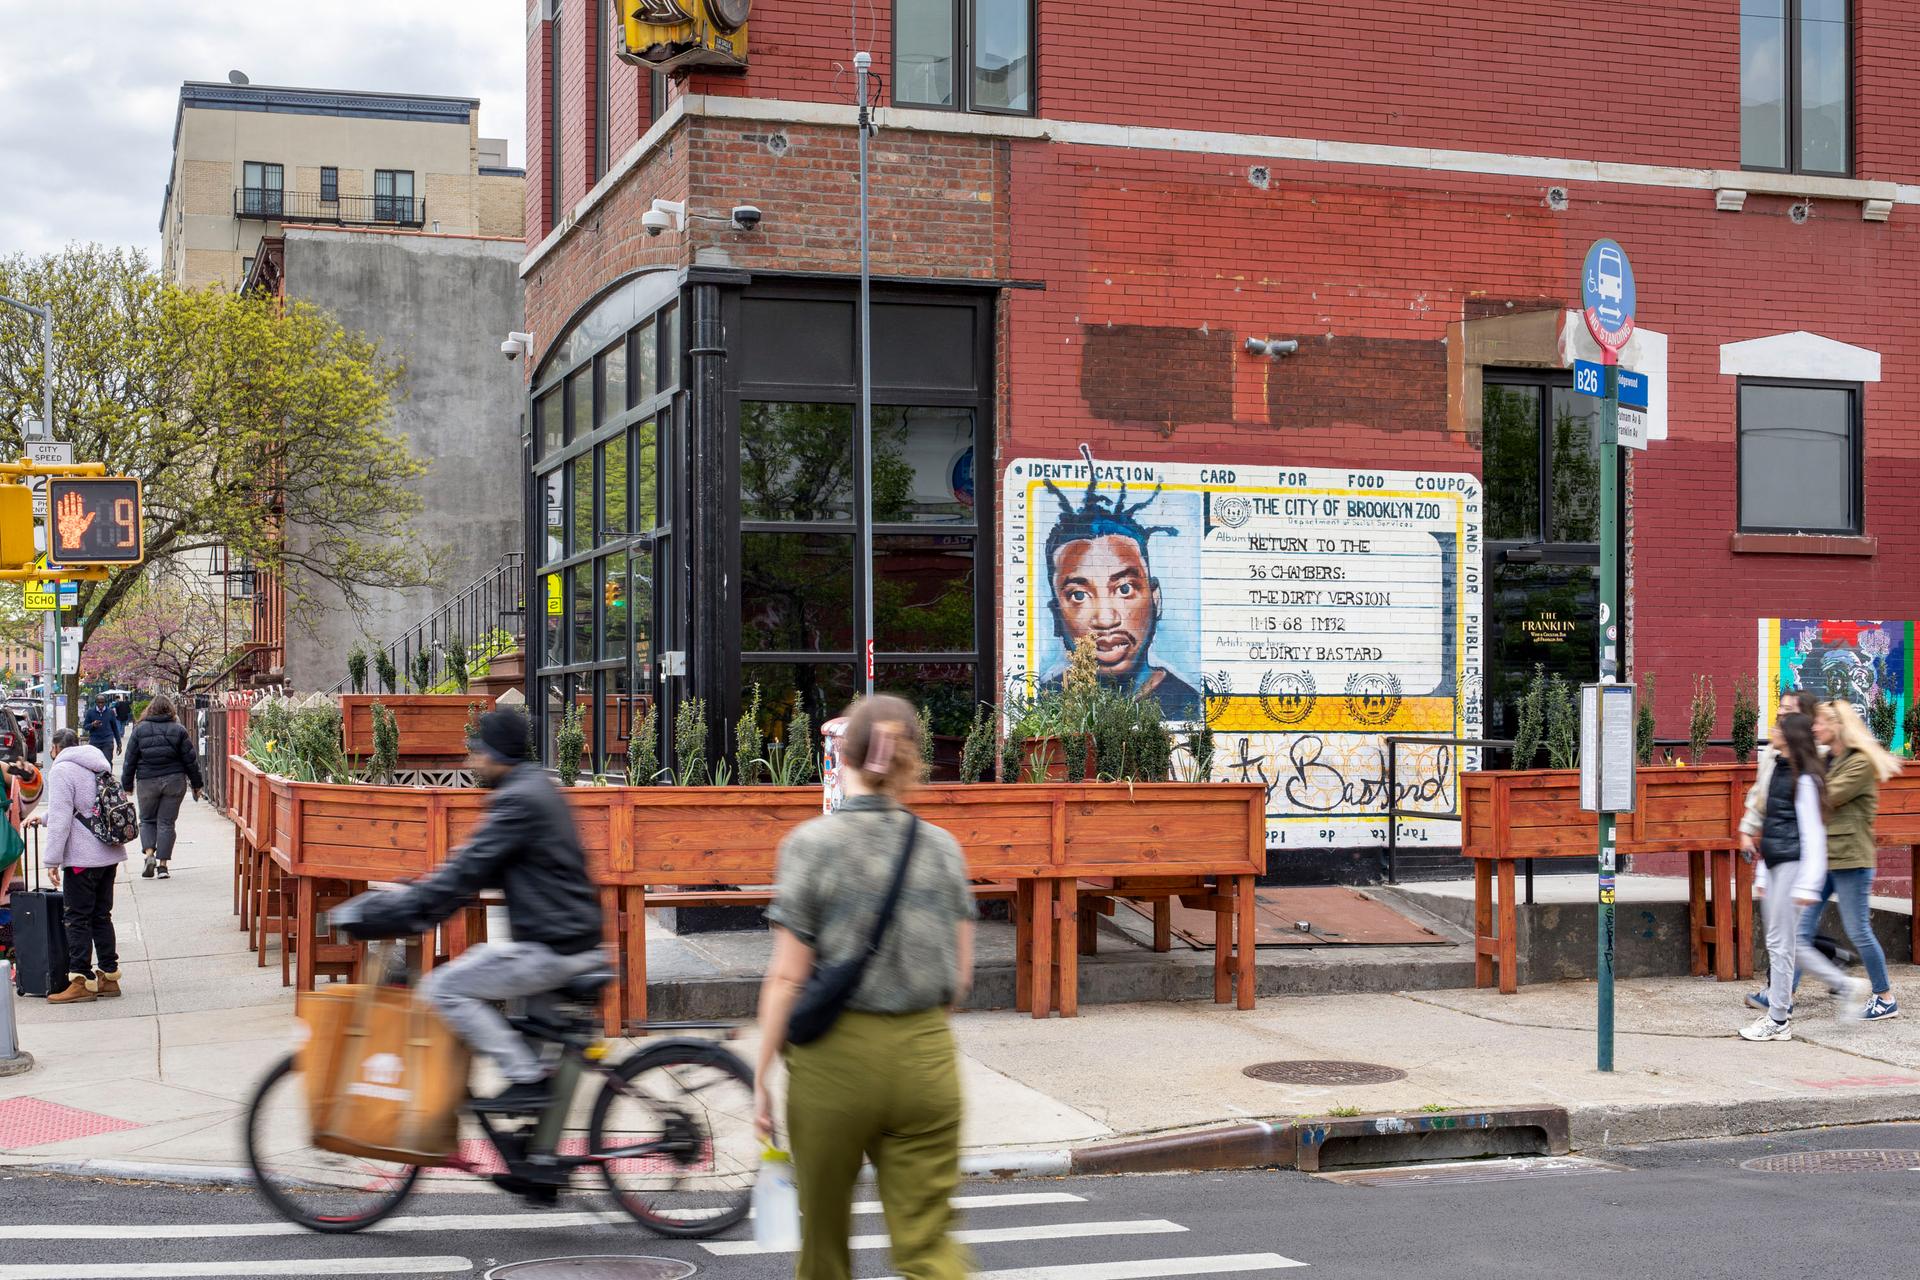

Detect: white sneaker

[1840,978,1872,1021]
[1740,1015,1793,1042]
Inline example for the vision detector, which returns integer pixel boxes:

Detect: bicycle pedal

[492,1173,564,1206]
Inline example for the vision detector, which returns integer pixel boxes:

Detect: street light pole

[854,50,875,697]
[0,292,58,755]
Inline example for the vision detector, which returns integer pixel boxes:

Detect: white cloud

[0,0,526,258]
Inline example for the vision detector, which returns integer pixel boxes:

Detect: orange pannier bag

[297,982,471,1166]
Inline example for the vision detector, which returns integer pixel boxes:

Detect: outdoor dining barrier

[229,762,1267,1030]
[1462,764,1920,994]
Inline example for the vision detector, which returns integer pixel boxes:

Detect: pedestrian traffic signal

[0,484,32,568]
[47,477,143,565]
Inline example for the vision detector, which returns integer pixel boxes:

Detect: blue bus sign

[1581,238,1636,355]
[1617,369,1649,410]
[1574,359,1604,397]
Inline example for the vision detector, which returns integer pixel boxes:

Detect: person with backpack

[120,694,204,880]
[27,727,131,1005]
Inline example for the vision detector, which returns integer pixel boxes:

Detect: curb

[1570,1088,1920,1148]
[20,1158,257,1187]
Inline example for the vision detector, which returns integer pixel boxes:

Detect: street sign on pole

[1616,369,1651,450]
[1582,238,1637,358]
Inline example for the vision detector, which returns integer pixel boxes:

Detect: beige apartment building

[159,80,524,288]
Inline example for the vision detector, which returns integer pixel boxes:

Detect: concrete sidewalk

[5,800,1920,1182]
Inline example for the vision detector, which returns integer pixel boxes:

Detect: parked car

[6,699,44,759]
[0,705,28,765]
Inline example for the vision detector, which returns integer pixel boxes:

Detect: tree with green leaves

[0,245,437,717]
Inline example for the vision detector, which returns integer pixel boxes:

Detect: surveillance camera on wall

[730,205,763,231]
[500,330,534,361]
[641,209,672,237]
[642,199,686,237]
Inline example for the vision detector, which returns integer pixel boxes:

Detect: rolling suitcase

[9,828,65,998]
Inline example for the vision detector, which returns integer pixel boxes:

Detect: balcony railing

[232,188,427,228]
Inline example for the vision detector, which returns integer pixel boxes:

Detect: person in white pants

[1741,711,1870,1042]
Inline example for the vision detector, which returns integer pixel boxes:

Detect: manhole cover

[1740,1150,1920,1174]
[1242,1060,1407,1085]
[484,1259,697,1280]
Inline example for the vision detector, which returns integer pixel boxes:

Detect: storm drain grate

[484,1259,698,1280]
[1741,1149,1920,1174]
[1318,1156,1619,1187]
[1242,1060,1406,1086]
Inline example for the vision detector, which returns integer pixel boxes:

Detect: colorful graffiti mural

[1758,619,1915,754]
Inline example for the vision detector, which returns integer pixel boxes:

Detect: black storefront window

[527,269,681,775]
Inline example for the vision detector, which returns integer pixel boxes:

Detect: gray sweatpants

[1761,860,1851,1021]
[420,941,605,1084]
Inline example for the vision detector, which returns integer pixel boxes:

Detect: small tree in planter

[1512,664,1547,769]
[443,641,470,694]
[674,697,711,786]
[627,702,661,785]
[1635,672,1657,765]
[958,704,996,783]
[758,710,815,786]
[1544,675,1579,770]
[410,649,434,694]
[734,685,765,785]
[347,645,368,694]
[556,700,587,786]
[1689,675,1716,764]
[1869,688,1899,751]
[1905,700,1920,760]
[1179,719,1217,783]
[368,701,400,785]
[374,649,397,695]
[916,704,936,783]
[1729,677,1759,763]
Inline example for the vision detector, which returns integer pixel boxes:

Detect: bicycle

[244,950,758,1237]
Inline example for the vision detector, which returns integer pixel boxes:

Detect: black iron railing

[334,554,526,695]
[1381,735,1514,887]
[233,189,427,227]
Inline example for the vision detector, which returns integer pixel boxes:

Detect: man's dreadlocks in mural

[1041,446,1201,719]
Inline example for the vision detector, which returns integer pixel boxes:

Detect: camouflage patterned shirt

[768,795,977,1014]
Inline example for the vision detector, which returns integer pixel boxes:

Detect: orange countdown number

[113,497,136,549]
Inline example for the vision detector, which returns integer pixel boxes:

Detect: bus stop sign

[1581,238,1636,356]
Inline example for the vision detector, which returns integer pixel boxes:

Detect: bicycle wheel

[588,1039,758,1237]
[244,1053,423,1233]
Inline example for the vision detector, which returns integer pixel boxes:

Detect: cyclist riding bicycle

[340,706,605,1114]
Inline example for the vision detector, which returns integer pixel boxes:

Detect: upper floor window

[895,0,1033,115]
[320,167,338,202]
[1738,379,1861,535]
[241,161,283,216]
[1742,0,1849,176]
[374,170,415,222]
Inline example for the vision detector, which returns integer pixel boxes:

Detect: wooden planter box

[1462,763,1755,860]
[340,694,499,765]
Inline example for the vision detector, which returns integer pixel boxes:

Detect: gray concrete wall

[283,229,524,691]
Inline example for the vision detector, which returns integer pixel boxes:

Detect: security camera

[642,199,685,237]
[730,204,763,231]
[641,209,671,237]
[500,331,533,361]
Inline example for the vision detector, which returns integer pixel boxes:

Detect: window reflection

[1549,387,1601,544]
[973,0,1032,113]
[634,318,658,405]
[896,0,956,107]
[542,573,564,668]
[742,532,855,651]
[572,562,594,664]
[602,551,629,659]
[633,417,659,532]
[743,662,856,746]
[538,390,563,459]
[741,402,854,522]
[570,455,594,554]
[873,407,975,524]
[542,470,564,564]
[877,662,976,772]
[601,341,628,419]
[1482,385,1541,543]
[876,533,975,652]
[601,435,628,538]
[630,552,655,677]
[568,369,592,444]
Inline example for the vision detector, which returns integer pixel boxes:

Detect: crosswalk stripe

[705,1217,1188,1257]
[905,1255,1310,1280]
[0,1191,1086,1240]
[0,1257,472,1279]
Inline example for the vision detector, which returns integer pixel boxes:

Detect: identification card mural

[1004,452,1482,848]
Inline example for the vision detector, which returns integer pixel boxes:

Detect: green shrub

[1511,665,1546,769]
[1635,672,1656,765]
[1544,674,1578,770]
[1869,688,1899,750]
[734,684,765,785]
[368,701,399,784]
[958,705,997,784]
[347,646,368,694]
[556,700,586,786]
[1729,677,1759,764]
[1689,675,1717,764]
[674,696,710,786]
[410,649,433,695]
[444,641,470,694]
[374,649,397,695]
[627,703,660,785]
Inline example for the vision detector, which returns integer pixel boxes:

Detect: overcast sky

[0,0,526,261]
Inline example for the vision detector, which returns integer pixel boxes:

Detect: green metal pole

[1597,361,1621,1073]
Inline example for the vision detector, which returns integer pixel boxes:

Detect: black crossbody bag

[786,814,919,1047]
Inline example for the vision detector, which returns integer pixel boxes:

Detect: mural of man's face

[1051,533,1159,677]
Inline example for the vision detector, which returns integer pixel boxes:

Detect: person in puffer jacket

[29,727,129,1004]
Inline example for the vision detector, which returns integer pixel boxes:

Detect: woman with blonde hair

[755,694,975,1280]
[1800,700,1900,1021]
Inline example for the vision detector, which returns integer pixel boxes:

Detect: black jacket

[82,704,120,752]
[348,763,603,954]
[121,718,205,792]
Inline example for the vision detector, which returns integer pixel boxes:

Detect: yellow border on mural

[1020,477,1472,745]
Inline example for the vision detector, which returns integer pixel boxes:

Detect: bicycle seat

[560,967,617,1001]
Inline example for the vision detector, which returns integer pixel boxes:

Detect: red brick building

[520,1,1919,859]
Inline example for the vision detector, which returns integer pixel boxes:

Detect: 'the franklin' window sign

[619,0,749,71]
[48,477,144,565]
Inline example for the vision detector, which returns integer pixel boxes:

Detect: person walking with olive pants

[755,695,976,1280]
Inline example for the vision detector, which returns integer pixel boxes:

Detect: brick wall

[526,4,551,241]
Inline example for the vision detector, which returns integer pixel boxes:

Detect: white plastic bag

[753,1146,801,1250]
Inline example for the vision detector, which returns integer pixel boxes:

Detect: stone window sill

[1729,532,1877,557]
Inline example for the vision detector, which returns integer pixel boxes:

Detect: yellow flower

[264,739,277,752]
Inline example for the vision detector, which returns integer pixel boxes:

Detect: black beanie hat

[471,708,531,763]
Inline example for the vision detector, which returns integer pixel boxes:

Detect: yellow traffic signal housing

[0,484,33,569]
[619,0,749,71]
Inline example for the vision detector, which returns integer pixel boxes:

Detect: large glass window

[373,169,415,222]
[529,276,680,776]
[1743,0,1849,176]
[741,402,854,522]
[242,161,283,216]
[1738,380,1861,534]
[895,0,1033,115]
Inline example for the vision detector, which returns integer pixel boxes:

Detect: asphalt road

[3,1124,1918,1279]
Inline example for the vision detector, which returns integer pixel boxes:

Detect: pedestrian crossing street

[0,1185,1311,1279]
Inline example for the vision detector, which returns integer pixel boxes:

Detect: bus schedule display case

[49,476,143,565]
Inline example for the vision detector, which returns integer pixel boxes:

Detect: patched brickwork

[1080,325,1234,428]
[1265,336,1447,433]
